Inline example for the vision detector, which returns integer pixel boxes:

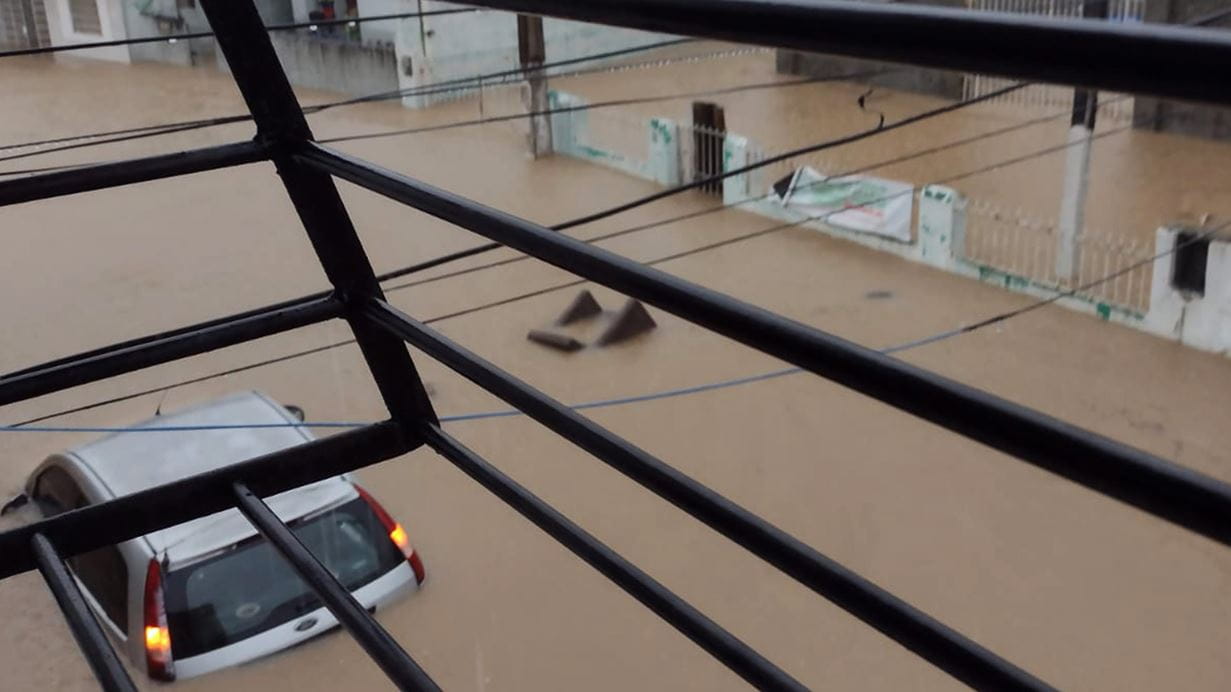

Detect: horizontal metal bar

[0,295,342,408]
[0,140,267,207]
[460,0,1231,107]
[366,299,1051,691]
[232,483,440,692]
[306,144,1231,549]
[417,423,806,691]
[0,422,414,579]
[31,533,137,692]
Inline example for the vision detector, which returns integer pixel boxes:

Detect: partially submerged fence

[963,200,1154,313]
[553,93,1154,320]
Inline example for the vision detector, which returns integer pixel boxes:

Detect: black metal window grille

[2,1,1231,691]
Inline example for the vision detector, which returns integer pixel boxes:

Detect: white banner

[771,166,914,243]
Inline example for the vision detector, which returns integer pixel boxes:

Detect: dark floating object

[596,299,657,346]
[864,290,894,300]
[554,289,603,325]
[527,329,585,352]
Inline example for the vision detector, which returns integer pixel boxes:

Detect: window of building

[67,0,102,36]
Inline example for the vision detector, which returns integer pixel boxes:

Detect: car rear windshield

[164,496,404,660]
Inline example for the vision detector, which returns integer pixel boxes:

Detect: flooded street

[2,44,1230,691]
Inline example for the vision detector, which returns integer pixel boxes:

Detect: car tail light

[356,485,425,585]
[143,558,175,681]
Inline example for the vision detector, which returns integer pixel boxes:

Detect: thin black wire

[0,117,252,168]
[320,67,898,144]
[0,8,479,59]
[7,122,1138,427]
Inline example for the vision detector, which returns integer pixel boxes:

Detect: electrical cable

[319,67,898,144]
[0,8,479,59]
[0,116,252,168]
[4,121,1141,428]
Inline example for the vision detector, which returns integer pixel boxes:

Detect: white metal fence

[962,200,1153,312]
[963,0,1144,123]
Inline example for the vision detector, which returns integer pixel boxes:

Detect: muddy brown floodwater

[1,44,1230,691]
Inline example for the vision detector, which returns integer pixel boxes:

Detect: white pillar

[918,185,965,270]
[647,118,681,186]
[548,90,586,159]
[722,134,750,205]
[1056,123,1093,280]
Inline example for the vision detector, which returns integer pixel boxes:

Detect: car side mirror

[285,405,306,422]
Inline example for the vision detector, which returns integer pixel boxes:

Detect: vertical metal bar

[231,484,440,692]
[417,424,806,691]
[31,534,137,692]
[197,0,436,428]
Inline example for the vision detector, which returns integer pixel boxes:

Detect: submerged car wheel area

[16,391,426,681]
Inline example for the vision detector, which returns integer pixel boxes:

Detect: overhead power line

[319,67,899,144]
[5,120,1142,427]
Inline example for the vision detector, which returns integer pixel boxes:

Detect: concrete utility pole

[518,14,552,158]
[19,0,41,48]
[1056,0,1110,281]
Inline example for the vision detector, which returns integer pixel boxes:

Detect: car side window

[70,547,129,632]
[31,466,128,631]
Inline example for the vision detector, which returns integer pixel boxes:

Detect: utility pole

[1056,0,1109,281]
[518,14,552,158]
[19,0,41,48]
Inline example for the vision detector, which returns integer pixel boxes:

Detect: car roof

[65,391,355,563]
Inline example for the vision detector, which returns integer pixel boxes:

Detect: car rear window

[164,496,404,660]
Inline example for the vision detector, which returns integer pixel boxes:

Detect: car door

[30,466,130,638]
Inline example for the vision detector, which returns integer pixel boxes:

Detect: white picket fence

[962,200,1153,312]
[963,0,1144,123]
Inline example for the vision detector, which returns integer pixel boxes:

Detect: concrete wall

[394,1,676,108]
[122,0,292,66]
[1145,228,1231,353]
[774,0,966,100]
[220,30,399,97]
[1131,0,1231,139]
[44,0,128,62]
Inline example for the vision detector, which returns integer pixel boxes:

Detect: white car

[12,391,424,681]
